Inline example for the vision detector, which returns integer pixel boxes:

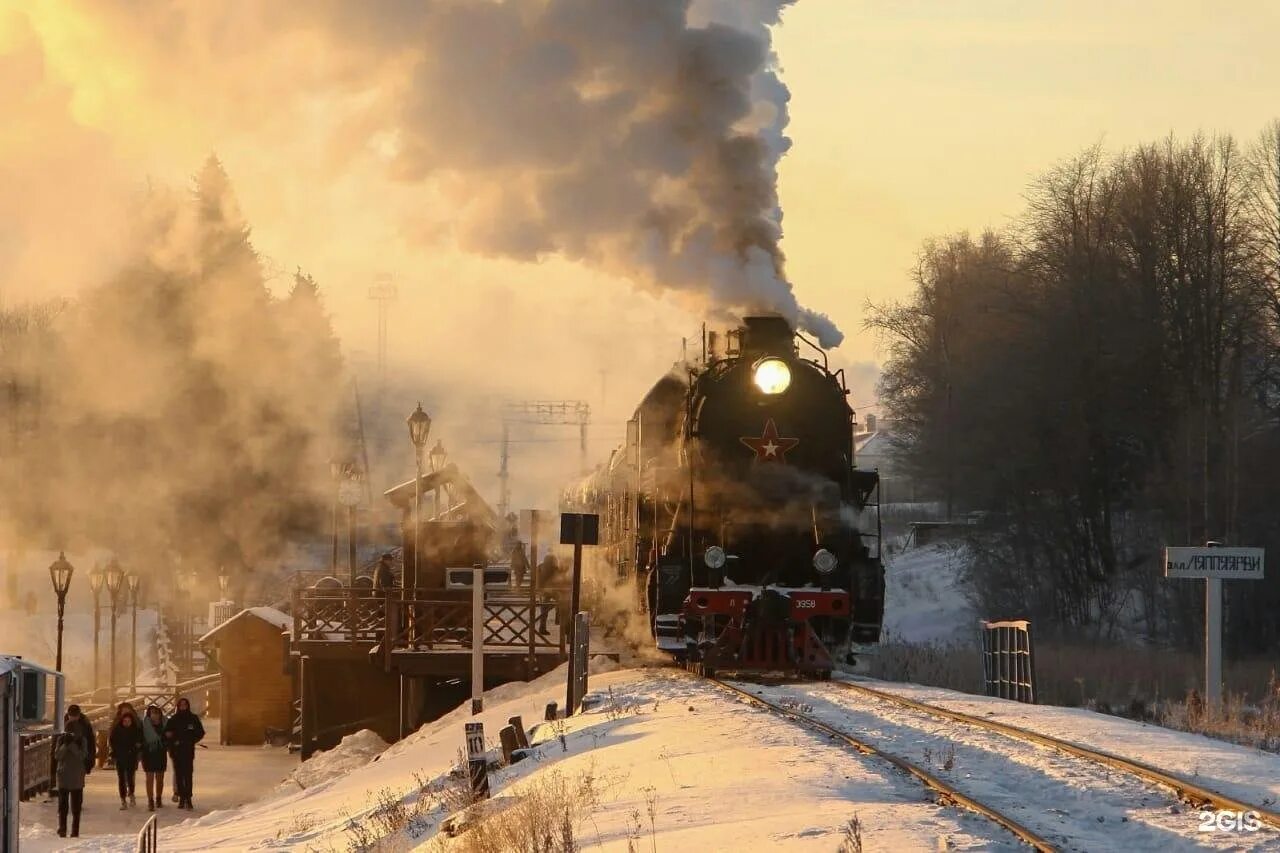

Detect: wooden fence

[980,619,1037,704]
[18,732,55,800]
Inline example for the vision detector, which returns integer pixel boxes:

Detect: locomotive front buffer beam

[681,586,847,678]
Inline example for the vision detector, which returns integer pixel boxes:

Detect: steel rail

[829,678,1280,832]
[704,675,1058,852]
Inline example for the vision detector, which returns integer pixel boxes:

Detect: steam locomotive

[564,315,884,676]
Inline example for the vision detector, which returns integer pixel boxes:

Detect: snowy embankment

[54,663,1280,852]
[882,541,976,644]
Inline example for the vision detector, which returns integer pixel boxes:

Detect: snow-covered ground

[22,664,1280,852]
[742,677,1280,851]
[843,678,1280,824]
[882,541,976,645]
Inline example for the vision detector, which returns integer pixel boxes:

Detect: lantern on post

[48,553,75,673]
[89,563,104,694]
[406,404,432,594]
[104,558,125,700]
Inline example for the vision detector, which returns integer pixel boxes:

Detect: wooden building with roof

[199,607,294,745]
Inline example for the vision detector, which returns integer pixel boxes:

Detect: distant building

[855,418,927,506]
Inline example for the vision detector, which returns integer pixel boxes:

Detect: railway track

[825,676,1280,832]
[703,675,1058,852]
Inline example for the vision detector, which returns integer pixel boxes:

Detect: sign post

[471,565,485,715]
[570,611,590,714]
[464,721,489,800]
[560,512,599,716]
[1164,545,1264,708]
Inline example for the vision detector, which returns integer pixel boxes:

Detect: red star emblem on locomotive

[740,419,799,463]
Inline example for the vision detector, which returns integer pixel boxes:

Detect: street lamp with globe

[428,439,447,473]
[48,553,75,673]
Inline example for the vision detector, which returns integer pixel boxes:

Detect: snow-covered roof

[199,606,292,643]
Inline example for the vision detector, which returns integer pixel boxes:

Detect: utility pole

[497,401,591,520]
[368,274,397,392]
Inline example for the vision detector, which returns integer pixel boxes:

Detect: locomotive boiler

[565,315,884,676]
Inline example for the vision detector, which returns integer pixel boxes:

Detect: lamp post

[48,553,75,673]
[407,404,432,594]
[329,458,343,575]
[186,569,199,673]
[104,558,124,701]
[337,467,363,586]
[127,572,141,694]
[174,569,188,677]
[89,564,104,696]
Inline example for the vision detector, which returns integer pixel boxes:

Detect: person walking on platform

[164,696,205,809]
[62,704,96,776]
[141,704,169,810]
[54,732,86,837]
[510,542,530,589]
[109,709,144,808]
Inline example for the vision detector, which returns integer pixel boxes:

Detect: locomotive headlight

[813,548,838,575]
[752,358,791,395]
[703,545,727,570]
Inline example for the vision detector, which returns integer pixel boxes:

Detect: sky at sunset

[4,0,1279,404]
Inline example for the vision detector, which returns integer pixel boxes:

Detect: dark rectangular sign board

[559,512,600,546]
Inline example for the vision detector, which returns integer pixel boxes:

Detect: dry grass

[837,814,864,853]
[447,766,608,853]
[870,639,1280,752]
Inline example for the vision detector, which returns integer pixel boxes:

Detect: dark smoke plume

[292,0,842,345]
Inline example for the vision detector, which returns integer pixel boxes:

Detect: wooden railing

[380,594,566,670]
[84,672,224,727]
[292,588,388,644]
[19,732,55,800]
[292,586,571,666]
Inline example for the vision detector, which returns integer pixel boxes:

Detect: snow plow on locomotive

[565,315,884,677]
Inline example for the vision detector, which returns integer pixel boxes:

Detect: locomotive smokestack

[740,315,795,356]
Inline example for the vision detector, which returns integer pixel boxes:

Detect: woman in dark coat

[140,704,168,810]
[109,710,144,808]
[54,732,86,837]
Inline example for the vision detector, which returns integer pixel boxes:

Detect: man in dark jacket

[163,696,205,810]
[63,705,96,774]
[510,542,530,588]
[373,553,397,591]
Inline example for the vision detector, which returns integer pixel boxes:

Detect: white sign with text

[1164,547,1264,580]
